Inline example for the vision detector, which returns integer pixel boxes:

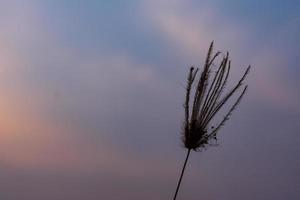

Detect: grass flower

[173,42,250,200]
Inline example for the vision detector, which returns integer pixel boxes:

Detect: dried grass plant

[173,42,250,200]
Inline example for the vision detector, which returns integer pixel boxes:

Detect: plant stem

[173,148,191,200]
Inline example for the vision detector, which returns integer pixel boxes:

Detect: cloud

[140,0,300,112]
[140,0,250,59]
[0,1,179,176]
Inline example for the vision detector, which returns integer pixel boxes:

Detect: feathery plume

[173,41,250,200]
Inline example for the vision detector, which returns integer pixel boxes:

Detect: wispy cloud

[140,0,300,111]
[140,0,250,58]
[0,1,176,175]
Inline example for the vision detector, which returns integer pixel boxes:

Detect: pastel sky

[0,0,299,199]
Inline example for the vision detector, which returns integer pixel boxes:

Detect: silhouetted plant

[173,42,250,200]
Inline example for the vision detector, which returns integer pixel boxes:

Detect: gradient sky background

[0,0,299,199]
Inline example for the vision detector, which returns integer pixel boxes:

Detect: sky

[0,0,299,199]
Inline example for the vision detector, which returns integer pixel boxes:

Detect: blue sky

[0,1,299,199]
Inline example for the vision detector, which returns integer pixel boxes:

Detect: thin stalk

[173,149,191,200]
